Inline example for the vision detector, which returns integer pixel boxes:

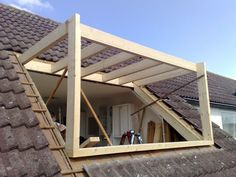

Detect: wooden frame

[197,63,213,140]
[72,140,213,157]
[18,13,214,158]
[65,14,81,155]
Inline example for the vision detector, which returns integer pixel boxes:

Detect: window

[222,112,236,138]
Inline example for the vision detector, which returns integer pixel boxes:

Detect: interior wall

[81,90,163,144]
[29,71,164,144]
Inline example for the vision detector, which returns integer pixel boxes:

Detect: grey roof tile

[22,108,39,127]
[15,92,31,109]
[0,50,62,176]
[0,126,17,152]
[12,126,34,151]
[2,149,27,177]
[0,158,7,177]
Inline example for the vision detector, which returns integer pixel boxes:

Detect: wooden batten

[118,64,176,85]
[134,68,191,86]
[81,43,107,59]
[102,59,158,82]
[81,52,135,77]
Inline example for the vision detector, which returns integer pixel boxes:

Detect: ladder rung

[21,82,33,85]
[40,125,55,129]
[49,145,65,150]
[61,169,83,175]
[32,109,47,112]
[16,71,26,74]
[26,94,39,97]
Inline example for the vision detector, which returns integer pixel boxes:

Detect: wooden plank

[72,140,213,157]
[51,56,68,73]
[134,86,203,141]
[82,73,134,87]
[153,122,162,143]
[80,24,197,71]
[51,43,107,73]
[19,23,67,64]
[24,59,52,73]
[102,59,158,82]
[81,43,107,59]
[65,14,81,156]
[134,69,191,86]
[81,89,112,146]
[119,64,176,84]
[46,68,68,105]
[80,137,100,148]
[81,52,135,77]
[197,63,213,141]
[147,121,156,143]
[164,121,171,142]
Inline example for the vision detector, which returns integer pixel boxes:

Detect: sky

[1,0,236,79]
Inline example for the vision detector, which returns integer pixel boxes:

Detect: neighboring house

[150,72,236,138]
[0,3,236,177]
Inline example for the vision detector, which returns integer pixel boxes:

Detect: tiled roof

[84,86,236,177]
[0,3,235,106]
[0,50,62,177]
[149,72,236,107]
[0,2,236,177]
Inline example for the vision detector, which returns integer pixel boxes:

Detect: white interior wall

[82,91,163,144]
[29,71,163,144]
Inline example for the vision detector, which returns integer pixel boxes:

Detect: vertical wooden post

[65,14,81,156]
[197,63,213,142]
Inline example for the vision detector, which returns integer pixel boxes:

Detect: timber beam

[133,85,203,141]
[134,69,191,86]
[80,24,198,72]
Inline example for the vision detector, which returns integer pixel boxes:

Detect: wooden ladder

[10,54,81,177]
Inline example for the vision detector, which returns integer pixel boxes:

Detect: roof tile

[0,50,62,176]
[0,126,17,152]
[2,149,27,177]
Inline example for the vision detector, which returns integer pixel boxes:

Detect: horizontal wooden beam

[134,69,191,86]
[19,23,68,64]
[81,43,107,60]
[119,64,176,85]
[81,52,135,77]
[51,56,68,73]
[70,140,213,157]
[50,43,107,73]
[24,59,52,73]
[102,59,158,82]
[81,24,197,71]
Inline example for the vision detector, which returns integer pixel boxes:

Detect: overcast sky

[1,0,236,79]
